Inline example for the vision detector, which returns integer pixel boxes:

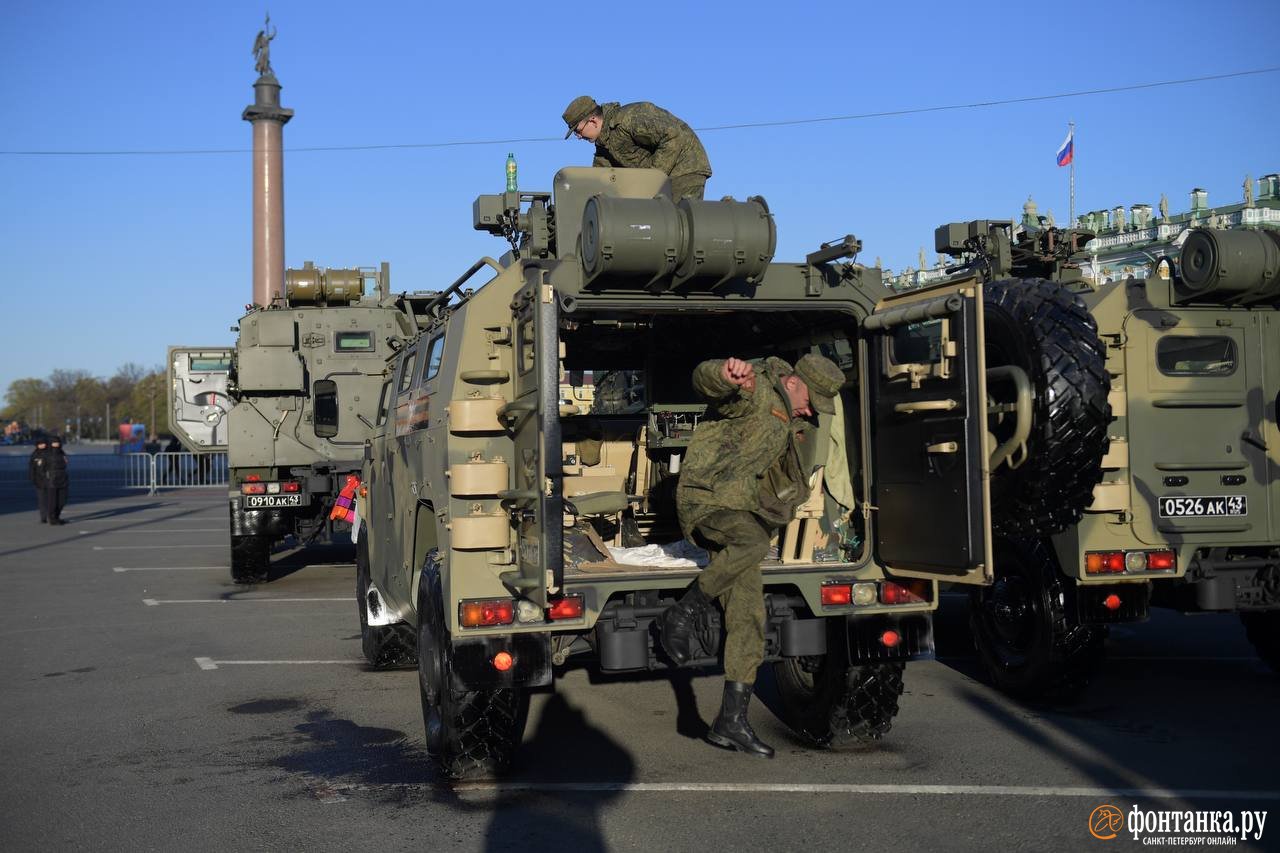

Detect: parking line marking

[94,545,211,551]
[440,782,1280,800]
[86,528,223,535]
[147,597,349,605]
[114,566,228,572]
[194,658,364,670]
[937,655,1259,663]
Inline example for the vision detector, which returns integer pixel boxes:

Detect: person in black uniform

[43,437,70,525]
[28,438,50,523]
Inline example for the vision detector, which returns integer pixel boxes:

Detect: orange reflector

[459,599,515,627]
[1147,550,1176,571]
[547,595,584,620]
[1103,594,1122,611]
[820,584,853,606]
[880,630,901,648]
[358,485,368,498]
[492,651,514,672]
[880,581,927,605]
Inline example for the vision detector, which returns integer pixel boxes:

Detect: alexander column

[242,16,293,308]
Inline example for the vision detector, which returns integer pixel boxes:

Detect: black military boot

[708,681,774,758]
[659,581,712,665]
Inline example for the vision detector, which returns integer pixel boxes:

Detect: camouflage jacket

[676,357,811,535]
[591,102,712,180]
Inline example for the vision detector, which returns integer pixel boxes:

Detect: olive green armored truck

[354,166,1113,778]
[927,205,1280,697]
[207,263,438,583]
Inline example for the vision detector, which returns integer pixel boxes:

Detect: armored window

[335,331,374,352]
[189,356,231,372]
[396,349,419,395]
[1156,336,1237,376]
[889,320,943,365]
[313,379,339,437]
[422,336,445,383]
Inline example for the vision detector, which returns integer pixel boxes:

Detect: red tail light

[821,584,853,607]
[241,482,266,495]
[1102,594,1122,611]
[1085,551,1126,574]
[880,629,901,648]
[281,480,301,493]
[245,474,262,482]
[1146,550,1175,571]
[880,581,928,605]
[547,595,584,621]
[459,599,515,627]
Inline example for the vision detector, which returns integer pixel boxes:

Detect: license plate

[1157,495,1247,518]
[244,494,303,509]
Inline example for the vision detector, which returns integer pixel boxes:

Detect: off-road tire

[984,278,1111,536]
[230,534,269,584]
[417,553,527,779]
[1241,611,1280,674]
[356,528,416,668]
[773,619,905,747]
[970,536,1107,701]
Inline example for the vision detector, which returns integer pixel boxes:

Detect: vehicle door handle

[894,399,958,414]
[926,441,958,454]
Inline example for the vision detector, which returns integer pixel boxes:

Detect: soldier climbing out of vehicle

[660,353,845,757]
[562,95,713,201]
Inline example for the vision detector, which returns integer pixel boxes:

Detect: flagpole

[1069,121,1075,227]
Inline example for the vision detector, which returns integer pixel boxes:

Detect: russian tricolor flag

[1055,129,1074,167]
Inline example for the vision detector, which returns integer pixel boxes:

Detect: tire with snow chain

[773,618,905,747]
[984,278,1111,537]
[970,536,1107,701]
[417,553,527,779]
[356,527,417,668]
[1241,611,1280,675]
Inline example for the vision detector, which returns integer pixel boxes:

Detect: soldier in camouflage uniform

[661,353,844,757]
[562,95,712,201]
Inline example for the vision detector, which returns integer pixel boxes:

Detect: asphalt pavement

[1,488,1276,852]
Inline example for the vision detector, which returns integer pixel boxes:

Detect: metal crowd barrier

[0,451,228,497]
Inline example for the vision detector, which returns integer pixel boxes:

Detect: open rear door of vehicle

[862,281,993,585]
[503,269,563,607]
[167,346,233,452]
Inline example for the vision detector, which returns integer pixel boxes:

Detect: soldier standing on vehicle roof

[562,96,712,201]
[661,353,844,758]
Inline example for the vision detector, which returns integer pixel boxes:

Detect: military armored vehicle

[210,262,438,583]
[355,165,1114,778]
[925,176,1280,696]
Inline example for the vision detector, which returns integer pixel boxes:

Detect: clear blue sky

[2,0,1277,402]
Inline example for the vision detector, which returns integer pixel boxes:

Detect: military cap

[563,95,599,138]
[794,354,844,415]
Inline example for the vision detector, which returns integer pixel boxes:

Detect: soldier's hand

[722,357,756,392]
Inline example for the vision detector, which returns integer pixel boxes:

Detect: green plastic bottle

[505,153,518,192]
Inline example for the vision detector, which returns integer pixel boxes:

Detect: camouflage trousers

[669,174,707,201]
[690,509,773,683]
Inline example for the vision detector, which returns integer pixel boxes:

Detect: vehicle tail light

[880,581,928,605]
[1146,550,1175,571]
[1085,551,1125,574]
[547,595,584,621]
[1102,594,1122,611]
[281,480,301,493]
[821,584,853,606]
[245,474,262,482]
[241,482,266,495]
[880,629,901,648]
[266,482,280,494]
[492,651,514,671]
[459,599,515,627]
